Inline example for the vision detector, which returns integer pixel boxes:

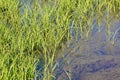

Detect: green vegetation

[0,0,119,80]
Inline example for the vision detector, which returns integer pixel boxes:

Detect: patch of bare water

[54,19,120,80]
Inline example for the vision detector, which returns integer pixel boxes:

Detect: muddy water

[54,20,120,80]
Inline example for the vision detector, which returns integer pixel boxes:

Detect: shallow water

[36,19,120,80]
[54,20,120,80]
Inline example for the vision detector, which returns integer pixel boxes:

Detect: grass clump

[0,0,120,80]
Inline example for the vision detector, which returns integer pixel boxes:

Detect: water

[54,19,120,80]
[35,18,120,80]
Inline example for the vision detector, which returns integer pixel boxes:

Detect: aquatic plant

[0,0,119,80]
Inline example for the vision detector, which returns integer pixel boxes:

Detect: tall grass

[0,0,119,80]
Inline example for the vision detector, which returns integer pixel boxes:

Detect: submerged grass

[0,0,119,80]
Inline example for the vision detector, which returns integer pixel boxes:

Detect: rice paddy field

[0,0,120,80]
